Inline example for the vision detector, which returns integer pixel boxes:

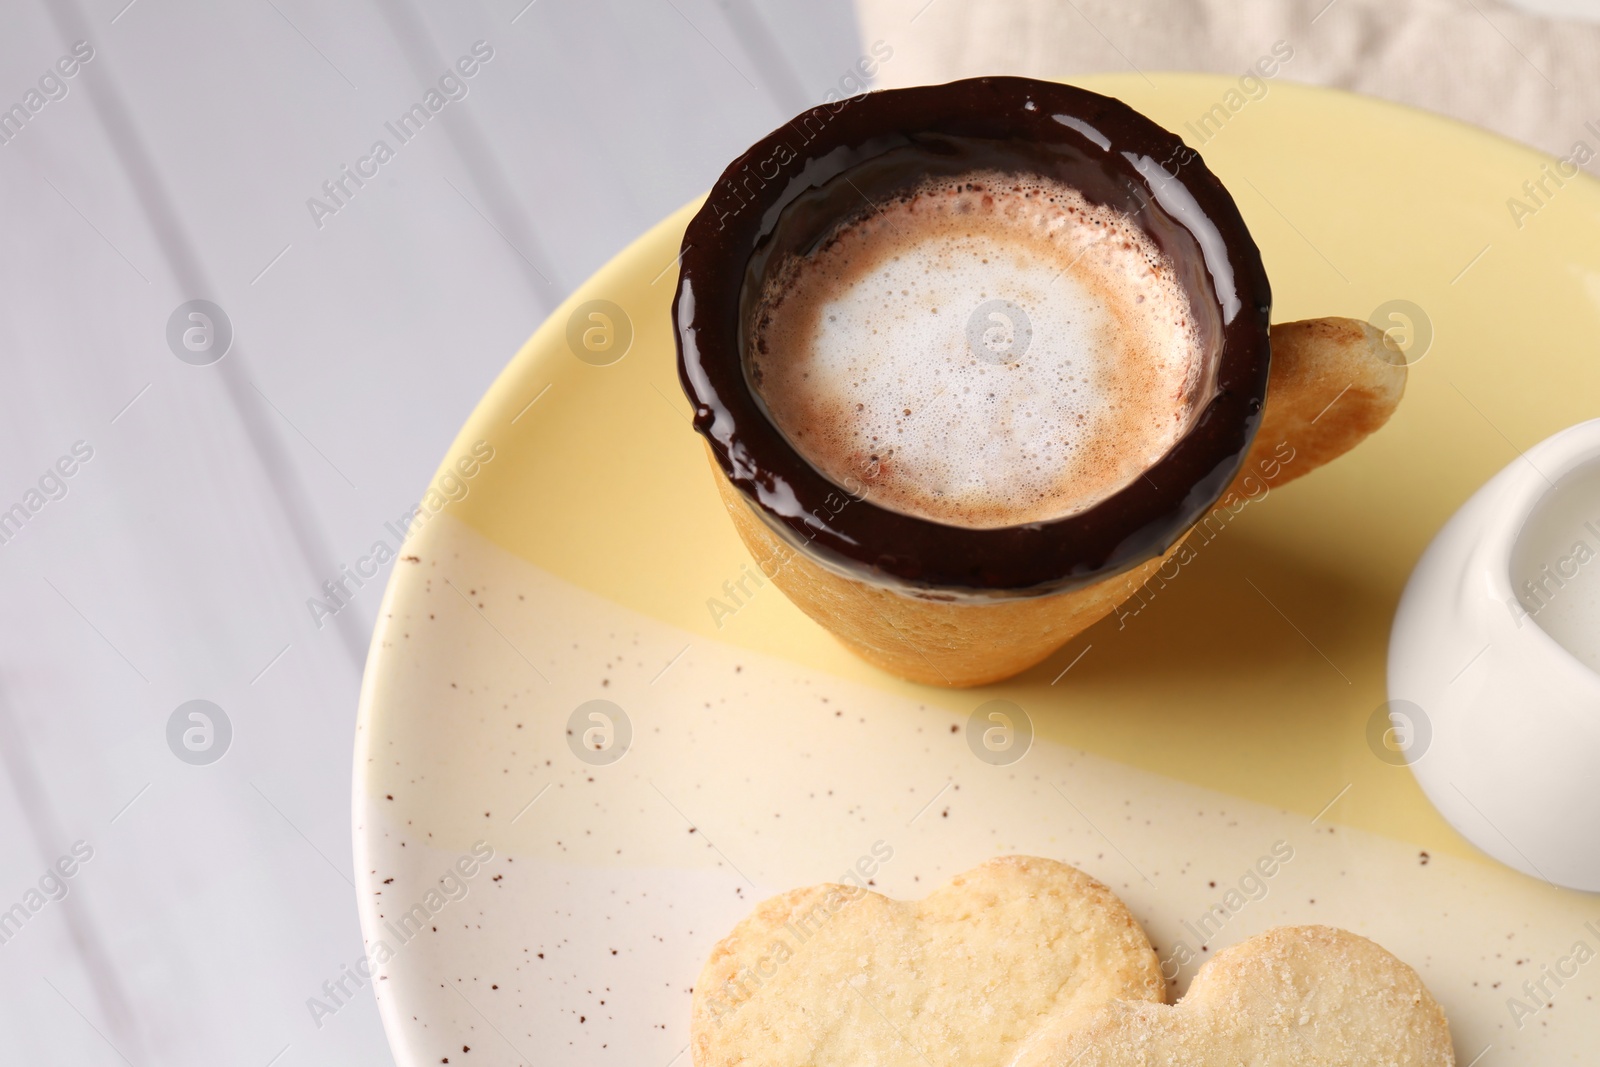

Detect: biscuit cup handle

[1223,317,1408,502]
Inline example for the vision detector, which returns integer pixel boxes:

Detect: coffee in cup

[748,170,1211,529]
[675,77,1405,686]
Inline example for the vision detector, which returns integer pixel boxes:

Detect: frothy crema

[748,172,1210,529]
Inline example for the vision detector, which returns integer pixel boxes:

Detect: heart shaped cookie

[1012,925,1455,1066]
[690,855,1164,1067]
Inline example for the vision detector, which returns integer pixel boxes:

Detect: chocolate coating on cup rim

[674,76,1272,597]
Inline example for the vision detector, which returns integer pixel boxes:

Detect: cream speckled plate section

[354,76,1600,1066]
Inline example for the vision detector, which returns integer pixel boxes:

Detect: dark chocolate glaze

[674,77,1271,597]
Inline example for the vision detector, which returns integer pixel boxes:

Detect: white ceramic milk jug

[1389,418,1600,891]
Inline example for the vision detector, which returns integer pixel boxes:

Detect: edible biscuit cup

[676,77,1303,687]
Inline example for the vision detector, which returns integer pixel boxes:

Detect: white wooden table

[0,2,858,1063]
[1,0,1592,1063]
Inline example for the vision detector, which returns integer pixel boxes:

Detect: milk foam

[749,172,1208,529]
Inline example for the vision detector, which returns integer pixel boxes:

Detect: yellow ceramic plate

[354,76,1600,1066]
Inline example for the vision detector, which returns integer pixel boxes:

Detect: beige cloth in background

[857,0,1600,173]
